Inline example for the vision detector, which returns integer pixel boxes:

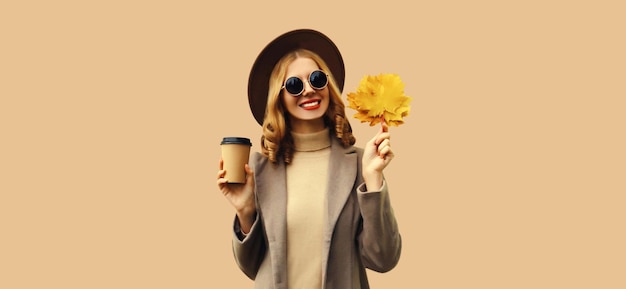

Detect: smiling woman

[216,29,402,289]
[279,55,331,133]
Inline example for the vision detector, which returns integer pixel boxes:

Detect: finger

[217,178,229,191]
[377,143,388,156]
[378,145,390,159]
[219,158,224,170]
[217,169,226,179]
[244,164,253,174]
[375,132,391,145]
[377,139,390,152]
[244,164,255,184]
[378,141,391,156]
[379,146,392,157]
[217,178,229,185]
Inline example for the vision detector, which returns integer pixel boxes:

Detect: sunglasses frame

[281,70,329,97]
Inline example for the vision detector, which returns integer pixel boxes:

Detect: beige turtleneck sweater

[286,128,331,289]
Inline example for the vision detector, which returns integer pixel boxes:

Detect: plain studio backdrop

[1,1,624,288]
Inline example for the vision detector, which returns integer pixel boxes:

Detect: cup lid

[221,137,252,146]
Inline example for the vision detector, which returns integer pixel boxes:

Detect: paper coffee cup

[220,137,252,183]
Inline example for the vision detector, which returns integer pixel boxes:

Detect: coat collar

[255,136,358,288]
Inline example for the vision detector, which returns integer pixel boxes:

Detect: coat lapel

[255,159,288,289]
[321,138,358,285]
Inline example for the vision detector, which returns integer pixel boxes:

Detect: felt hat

[247,29,345,125]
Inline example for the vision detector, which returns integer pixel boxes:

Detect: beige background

[2,1,625,288]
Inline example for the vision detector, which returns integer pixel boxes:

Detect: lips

[299,99,321,110]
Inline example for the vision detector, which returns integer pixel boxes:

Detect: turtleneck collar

[291,127,331,152]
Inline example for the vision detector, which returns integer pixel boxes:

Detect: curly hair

[260,49,355,164]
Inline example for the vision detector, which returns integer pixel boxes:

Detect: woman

[217,29,402,289]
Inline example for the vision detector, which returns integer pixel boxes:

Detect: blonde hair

[261,49,355,164]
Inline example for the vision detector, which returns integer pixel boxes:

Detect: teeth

[301,101,319,108]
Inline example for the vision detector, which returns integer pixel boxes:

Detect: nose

[301,80,315,96]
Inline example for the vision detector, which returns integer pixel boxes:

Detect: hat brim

[247,29,345,126]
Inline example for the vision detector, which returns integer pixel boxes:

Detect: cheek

[282,95,299,114]
[282,94,294,107]
[322,90,331,106]
[323,99,331,114]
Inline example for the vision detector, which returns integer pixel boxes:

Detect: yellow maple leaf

[346,73,412,126]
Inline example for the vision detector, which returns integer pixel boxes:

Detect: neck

[289,118,326,134]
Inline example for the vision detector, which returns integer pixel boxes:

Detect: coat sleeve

[231,152,267,280]
[231,212,266,280]
[356,180,402,272]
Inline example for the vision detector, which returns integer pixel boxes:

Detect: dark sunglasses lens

[285,77,304,95]
[309,71,328,89]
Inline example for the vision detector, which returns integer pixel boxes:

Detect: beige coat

[232,137,402,289]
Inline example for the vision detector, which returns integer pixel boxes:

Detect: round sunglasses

[281,70,329,97]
